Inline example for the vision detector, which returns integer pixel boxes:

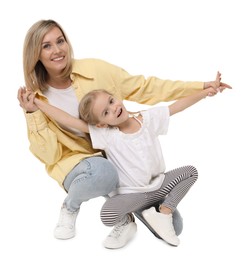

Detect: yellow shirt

[24,58,203,187]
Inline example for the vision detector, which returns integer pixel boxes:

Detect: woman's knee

[87,156,119,194]
[65,156,119,197]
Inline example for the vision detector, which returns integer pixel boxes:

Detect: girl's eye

[104,111,109,116]
[110,98,114,104]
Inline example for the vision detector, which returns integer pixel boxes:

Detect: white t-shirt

[44,86,85,137]
[89,106,170,195]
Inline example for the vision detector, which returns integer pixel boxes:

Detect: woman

[17,19,231,249]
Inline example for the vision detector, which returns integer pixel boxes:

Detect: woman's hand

[17,87,38,113]
[204,71,232,93]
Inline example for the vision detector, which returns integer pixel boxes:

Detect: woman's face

[39,26,69,76]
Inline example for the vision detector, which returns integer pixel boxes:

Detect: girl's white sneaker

[142,207,180,246]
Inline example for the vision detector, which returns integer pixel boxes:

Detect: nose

[53,43,61,53]
[112,104,118,114]
[109,104,117,115]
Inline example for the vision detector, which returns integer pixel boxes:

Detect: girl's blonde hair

[79,89,112,125]
[23,19,74,92]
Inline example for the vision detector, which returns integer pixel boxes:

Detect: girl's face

[92,92,129,128]
[39,26,69,76]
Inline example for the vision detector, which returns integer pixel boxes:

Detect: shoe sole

[134,201,163,240]
[54,232,75,240]
[142,208,179,246]
[134,211,163,239]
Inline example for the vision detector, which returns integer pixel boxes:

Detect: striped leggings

[101,165,198,227]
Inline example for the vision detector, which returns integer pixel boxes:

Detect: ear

[96,123,108,128]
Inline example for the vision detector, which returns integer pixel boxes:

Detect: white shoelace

[57,207,78,228]
[108,214,132,238]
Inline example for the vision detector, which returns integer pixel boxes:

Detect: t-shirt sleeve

[88,125,108,150]
[145,106,170,136]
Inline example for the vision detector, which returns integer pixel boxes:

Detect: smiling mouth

[117,108,122,117]
[52,56,64,61]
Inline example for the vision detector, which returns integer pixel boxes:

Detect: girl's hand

[204,71,232,93]
[207,87,218,97]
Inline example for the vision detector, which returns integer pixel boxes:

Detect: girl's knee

[186,165,198,180]
[100,205,118,227]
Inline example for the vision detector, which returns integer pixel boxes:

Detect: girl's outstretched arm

[34,97,89,133]
[169,71,221,116]
[169,87,217,116]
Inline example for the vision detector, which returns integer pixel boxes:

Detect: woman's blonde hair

[79,89,113,125]
[23,19,74,92]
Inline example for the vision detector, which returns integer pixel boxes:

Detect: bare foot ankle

[159,205,172,215]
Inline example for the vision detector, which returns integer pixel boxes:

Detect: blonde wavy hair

[23,19,74,92]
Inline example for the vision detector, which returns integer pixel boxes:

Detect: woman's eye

[42,43,51,49]
[57,38,65,45]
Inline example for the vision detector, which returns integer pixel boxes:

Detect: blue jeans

[63,156,119,212]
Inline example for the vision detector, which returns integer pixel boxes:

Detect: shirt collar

[71,59,94,80]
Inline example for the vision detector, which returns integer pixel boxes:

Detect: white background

[1,0,246,259]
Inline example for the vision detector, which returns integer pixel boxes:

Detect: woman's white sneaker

[54,205,79,239]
